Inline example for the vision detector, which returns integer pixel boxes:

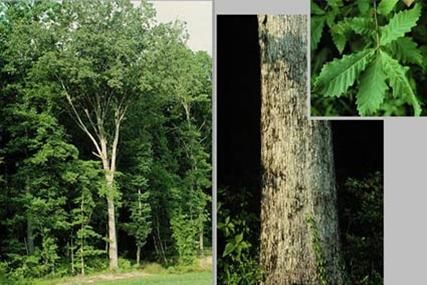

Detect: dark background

[217,13,383,262]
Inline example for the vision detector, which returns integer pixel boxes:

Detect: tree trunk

[105,172,118,270]
[199,228,204,252]
[136,245,141,266]
[258,15,343,285]
[80,194,86,275]
[81,246,85,275]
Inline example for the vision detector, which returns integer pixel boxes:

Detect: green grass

[32,271,211,285]
[95,272,211,285]
[17,256,212,285]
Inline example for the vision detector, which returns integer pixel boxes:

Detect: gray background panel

[215,0,309,14]
[385,119,427,284]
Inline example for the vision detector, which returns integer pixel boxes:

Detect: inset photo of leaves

[311,0,427,117]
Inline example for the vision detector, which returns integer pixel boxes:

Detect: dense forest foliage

[0,0,211,282]
[311,0,427,116]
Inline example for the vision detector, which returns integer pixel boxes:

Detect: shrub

[338,172,383,285]
[117,258,133,272]
[142,263,166,274]
[217,188,263,285]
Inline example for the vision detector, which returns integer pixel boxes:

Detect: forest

[311,0,427,116]
[0,0,212,284]
[218,15,383,285]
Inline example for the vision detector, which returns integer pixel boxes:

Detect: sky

[148,1,212,55]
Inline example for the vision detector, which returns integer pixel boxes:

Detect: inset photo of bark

[218,15,383,285]
[311,0,427,117]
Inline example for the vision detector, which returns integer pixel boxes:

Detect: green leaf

[330,17,373,53]
[315,49,374,97]
[356,53,388,115]
[311,16,325,51]
[378,0,399,15]
[235,233,243,243]
[331,29,346,54]
[325,11,337,28]
[349,17,374,35]
[380,50,421,116]
[311,1,325,15]
[326,0,342,8]
[380,3,421,46]
[223,242,236,257]
[330,20,348,53]
[387,37,423,66]
[358,0,371,14]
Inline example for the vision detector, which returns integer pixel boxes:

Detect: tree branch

[58,77,103,158]
[110,103,128,173]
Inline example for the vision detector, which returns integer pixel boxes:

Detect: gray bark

[136,245,141,266]
[199,228,204,252]
[104,167,118,270]
[258,15,343,285]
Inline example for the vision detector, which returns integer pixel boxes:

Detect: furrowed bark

[258,15,343,285]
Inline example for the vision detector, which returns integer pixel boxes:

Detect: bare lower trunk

[199,229,204,252]
[258,15,343,285]
[105,171,118,270]
[136,245,141,266]
[107,192,118,270]
[81,246,85,275]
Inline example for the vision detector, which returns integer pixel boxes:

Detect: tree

[258,15,343,285]
[31,0,156,270]
[167,48,211,264]
[70,160,104,275]
[123,149,152,266]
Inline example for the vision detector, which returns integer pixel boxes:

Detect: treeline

[0,0,211,280]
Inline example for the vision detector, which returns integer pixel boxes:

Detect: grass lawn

[33,271,211,285]
[95,272,211,285]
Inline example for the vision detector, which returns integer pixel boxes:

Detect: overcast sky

[148,1,212,55]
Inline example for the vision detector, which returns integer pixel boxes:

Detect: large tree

[258,15,343,285]
[32,0,156,269]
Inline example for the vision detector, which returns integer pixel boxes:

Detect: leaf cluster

[312,0,427,116]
